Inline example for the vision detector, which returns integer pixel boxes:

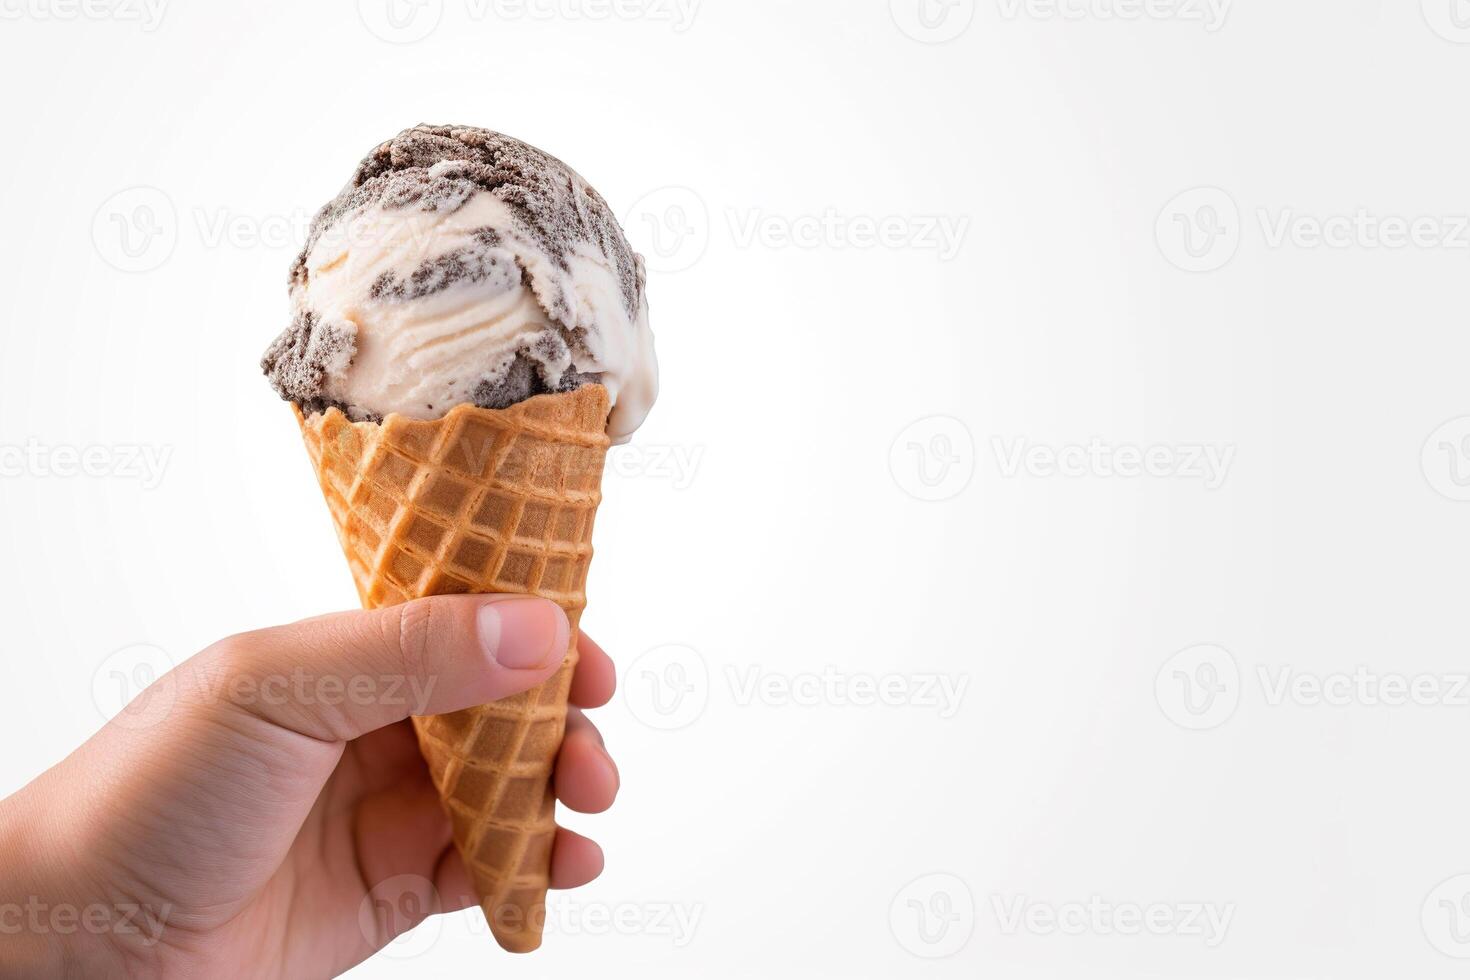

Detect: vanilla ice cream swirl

[262,125,657,442]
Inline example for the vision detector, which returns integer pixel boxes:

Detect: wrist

[0,791,63,976]
[0,784,136,978]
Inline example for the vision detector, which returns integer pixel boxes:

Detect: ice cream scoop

[262,124,657,442]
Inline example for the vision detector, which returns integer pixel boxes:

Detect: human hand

[0,595,620,978]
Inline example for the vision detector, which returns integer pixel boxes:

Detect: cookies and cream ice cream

[262,124,657,442]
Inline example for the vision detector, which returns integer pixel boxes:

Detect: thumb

[189,595,571,742]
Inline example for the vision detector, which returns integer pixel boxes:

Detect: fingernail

[478,598,569,670]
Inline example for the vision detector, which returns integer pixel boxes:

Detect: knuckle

[391,598,439,685]
[208,631,253,665]
[192,633,256,699]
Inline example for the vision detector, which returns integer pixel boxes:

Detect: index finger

[569,631,616,708]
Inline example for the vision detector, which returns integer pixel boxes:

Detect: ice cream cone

[294,383,612,953]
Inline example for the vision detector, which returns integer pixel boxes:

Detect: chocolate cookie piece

[260,311,357,416]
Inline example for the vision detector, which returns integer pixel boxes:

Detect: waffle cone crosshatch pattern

[296,384,612,952]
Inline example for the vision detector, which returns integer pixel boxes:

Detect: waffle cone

[294,384,612,953]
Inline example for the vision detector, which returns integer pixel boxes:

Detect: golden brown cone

[294,384,611,953]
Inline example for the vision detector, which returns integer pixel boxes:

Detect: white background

[2,0,1470,976]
